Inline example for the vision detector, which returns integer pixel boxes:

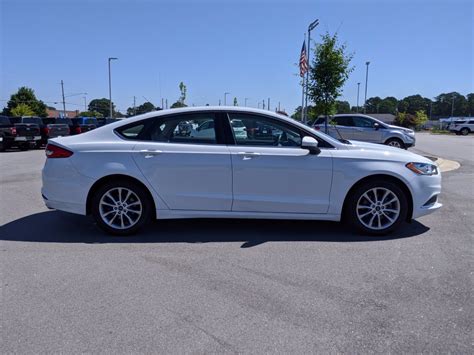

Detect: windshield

[21,117,41,124]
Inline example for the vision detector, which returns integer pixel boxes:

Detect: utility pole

[165,99,168,109]
[161,98,164,110]
[356,82,360,113]
[108,57,118,118]
[244,98,249,106]
[218,99,221,106]
[60,80,66,118]
[83,96,87,111]
[267,98,270,111]
[364,61,370,113]
[304,19,319,124]
[262,99,265,110]
[133,96,136,115]
[278,102,281,111]
[224,92,230,106]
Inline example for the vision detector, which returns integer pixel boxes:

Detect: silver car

[313,114,415,149]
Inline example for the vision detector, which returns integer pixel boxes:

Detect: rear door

[331,116,356,140]
[129,112,233,211]
[226,112,333,214]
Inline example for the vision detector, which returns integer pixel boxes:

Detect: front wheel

[345,180,408,235]
[385,138,405,149]
[91,180,152,235]
[461,128,469,136]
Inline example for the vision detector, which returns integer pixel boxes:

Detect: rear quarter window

[115,122,147,139]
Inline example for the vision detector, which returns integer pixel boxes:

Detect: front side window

[228,113,302,147]
[353,116,374,128]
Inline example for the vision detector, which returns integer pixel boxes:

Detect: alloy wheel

[356,187,400,230]
[388,140,402,148]
[99,187,143,230]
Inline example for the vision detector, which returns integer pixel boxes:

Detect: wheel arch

[86,174,157,218]
[342,174,413,221]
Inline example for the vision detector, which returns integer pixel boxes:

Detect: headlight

[406,162,438,175]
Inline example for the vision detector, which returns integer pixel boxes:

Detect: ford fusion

[41,107,441,235]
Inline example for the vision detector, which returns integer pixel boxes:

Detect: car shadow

[0,211,430,247]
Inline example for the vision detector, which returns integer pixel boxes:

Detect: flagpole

[301,33,306,122]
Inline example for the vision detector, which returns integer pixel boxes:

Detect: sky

[1,0,473,114]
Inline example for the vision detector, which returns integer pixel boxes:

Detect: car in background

[70,117,98,135]
[313,114,415,149]
[42,106,441,236]
[230,119,247,139]
[448,119,474,135]
[8,116,41,150]
[97,118,120,127]
[13,117,70,147]
[0,115,18,151]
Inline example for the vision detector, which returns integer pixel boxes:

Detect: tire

[345,180,408,235]
[460,128,469,136]
[91,179,153,235]
[455,131,461,135]
[385,138,405,149]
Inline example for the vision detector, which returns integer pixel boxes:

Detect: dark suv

[70,117,98,135]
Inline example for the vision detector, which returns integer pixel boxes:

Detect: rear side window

[0,116,11,125]
[334,116,354,126]
[454,120,466,124]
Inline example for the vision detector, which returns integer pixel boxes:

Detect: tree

[398,95,430,114]
[3,87,47,117]
[365,96,382,113]
[378,97,398,114]
[11,103,35,117]
[126,102,156,116]
[307,32,354,130]
[78,110,103,118]
[335,100,350,113]
[413,110,428,127]
[170,82,188,109]
[88,98,114,118]
[433,92,467,117]
[467,93,474,117]
[233,97,238,106]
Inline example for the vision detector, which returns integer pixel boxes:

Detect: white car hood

[345,140,433,164]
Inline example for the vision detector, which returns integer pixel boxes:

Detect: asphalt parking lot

[1,134,473,353]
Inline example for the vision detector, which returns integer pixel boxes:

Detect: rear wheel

[345,180,408,235]
[461,128,470,136]
[91,180,152,235]
[385,138,405,149]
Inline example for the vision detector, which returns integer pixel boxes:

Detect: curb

[432,157,461,173]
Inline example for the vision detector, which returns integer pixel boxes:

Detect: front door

[226,113,333,214]
[130,112,232,211]
[352,116,383,142]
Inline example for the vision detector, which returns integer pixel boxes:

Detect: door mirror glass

[301,136,320,155]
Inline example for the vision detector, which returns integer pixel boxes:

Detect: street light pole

[364,61,370,113]
[451,94,455,117]
[244,98,249,107]
[356,82,361,113]
[108,57,118,118]
[304,19,319,124]
[224,92,230,106]
[83,95,87,111]
[60,80,66,118]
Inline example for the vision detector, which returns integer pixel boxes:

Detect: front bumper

[409,171,442,219]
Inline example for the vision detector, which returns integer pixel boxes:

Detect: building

[47,108,79,118]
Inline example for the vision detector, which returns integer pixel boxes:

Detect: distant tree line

[293,92,474,121]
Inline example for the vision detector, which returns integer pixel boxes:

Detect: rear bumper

[15,135,41,142]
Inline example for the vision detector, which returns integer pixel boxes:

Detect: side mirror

[373,122,380,130]
[301,136,320,155]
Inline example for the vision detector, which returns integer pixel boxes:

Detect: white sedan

[42,107,442,235]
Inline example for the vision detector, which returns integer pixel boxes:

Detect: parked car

[0,115,18,151]
[448,119,474,135]
[12,117,70,147]
[42,107,441,236]
[7,116,41,150]
[97,118,120,127]
[313,114,416,149]
[70,117,98,135]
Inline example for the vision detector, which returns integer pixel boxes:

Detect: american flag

[299,40,308,77]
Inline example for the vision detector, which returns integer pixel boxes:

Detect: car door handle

[140,149,162,158]
[237,152,260,160]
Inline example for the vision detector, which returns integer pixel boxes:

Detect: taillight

[74,127,82,134]
[43,126,50,135]
[45,144,73,158]
[9,127,17,135]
